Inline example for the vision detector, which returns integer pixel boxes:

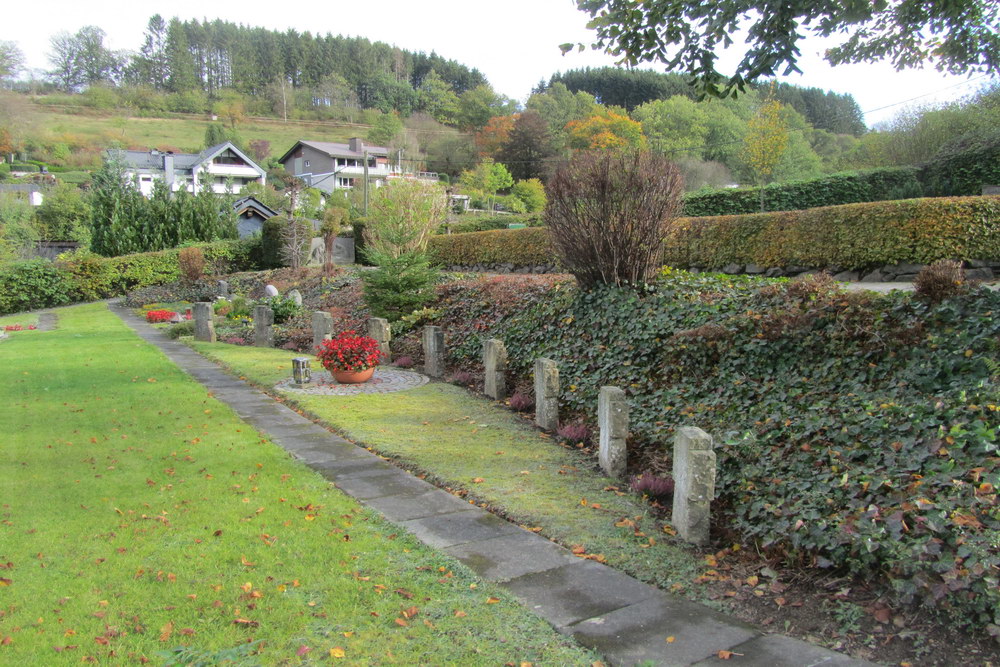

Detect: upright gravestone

[534,358,559,431]
[217,280,229,298]
[312,311,333,351]
[422,326,445,377]
[287,289,303,306]
[598,386,628,479]
[193,302,216,343]
[367,318,391,362]
[672,426,716,546]
[253,305,274,348]
[483,339,508,400]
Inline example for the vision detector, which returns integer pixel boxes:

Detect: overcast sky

[5,0,993,126]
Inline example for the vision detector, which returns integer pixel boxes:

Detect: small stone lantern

[292,357,312,387]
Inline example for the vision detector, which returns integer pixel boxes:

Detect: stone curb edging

[107,302,870,667]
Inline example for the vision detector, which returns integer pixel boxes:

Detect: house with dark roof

[232,195,278,238]
[115,141,266,197]
[277,138,401,194]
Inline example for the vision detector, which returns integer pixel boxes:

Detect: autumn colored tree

[475,115,516,158]
[497,111,558,181]
[743,98,789,211]
[565,108,647,151]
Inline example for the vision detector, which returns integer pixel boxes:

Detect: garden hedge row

[0,238,261,315]
[664,195,1000,270]
[428,227,554,267]
[428,196,1000,272]
[681,167,923,217]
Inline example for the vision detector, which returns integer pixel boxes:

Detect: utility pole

[363,150,370,215]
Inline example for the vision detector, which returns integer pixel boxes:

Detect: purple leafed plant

[630,472,674,501]
[450,371,475,387]
[393,355,415,369]
[557,422,590,445]
[508,391,534,411]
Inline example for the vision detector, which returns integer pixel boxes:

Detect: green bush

[440,213,543,234]
[428,196,1000,272]
[920,127,1000,197]
[428,227,554,267]
[362,251,438,320]
[664,195,1000,270]
[682,167,924,217]
[0,240,261,315]
[0,259,75,314]
[256,295,302,324]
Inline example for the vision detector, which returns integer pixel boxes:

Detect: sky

[4,0,994,127]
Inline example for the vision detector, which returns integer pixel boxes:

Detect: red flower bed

[315,330,383,372]
[3,324,37,331]
[145,309,178,323]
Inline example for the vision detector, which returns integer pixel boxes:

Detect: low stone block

[598,386,628,478]
[483,338,508,400]
[422,326,445,377]
[287,289,303,306]
[534,358,559,431]
[253,305,274,348]
[672,426,716,545]
[367,317,391,361]
[217,280,229,298]
[264,284,279,297]
[312,311,333,352]
[193,302,216,343]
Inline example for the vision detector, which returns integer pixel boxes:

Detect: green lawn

[0,304,596,665]
[189,342,705,596]
[0,312,38,328]
[31,105,362,156]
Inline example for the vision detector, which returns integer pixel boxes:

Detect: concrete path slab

[108,302,871,667]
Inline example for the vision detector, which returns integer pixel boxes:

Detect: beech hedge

[428,196,1000,272]
[682,166,923,217]
[428,227,555,267]
[664,196,1000,270]
[0,239,262,315]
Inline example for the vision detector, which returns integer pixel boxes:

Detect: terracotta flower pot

[331,367,375,384]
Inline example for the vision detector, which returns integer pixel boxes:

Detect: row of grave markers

[191,304,716,545]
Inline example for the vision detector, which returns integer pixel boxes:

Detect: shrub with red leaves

[557,422,590,445]
[450,371,475,387]
[508,391,534,412]
[393,355,415,369]
[630,472,674,502]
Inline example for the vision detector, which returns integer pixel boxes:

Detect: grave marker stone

[483,339,508,400]
[534,358,559,431]
[312,311,333,351]
[367,317,391,361]
[598,386,628,478]
[422,326,445,377]
[193,302,216,343]
[672,426,716,546]
[253,305,274,347]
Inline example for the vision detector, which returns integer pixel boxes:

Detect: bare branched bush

[545,150,684,289]
[914,260,968,304]
[279,217,312,270]
[177,246,205,283]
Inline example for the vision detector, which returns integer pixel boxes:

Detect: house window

[337,177,355,189]
[304,160,310,168]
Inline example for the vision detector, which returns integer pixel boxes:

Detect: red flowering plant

[3,324,37,331]
[145,309,178,323]
[315,330,383,372]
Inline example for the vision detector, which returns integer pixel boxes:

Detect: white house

[277,138,408,193]
[115,142,266,197]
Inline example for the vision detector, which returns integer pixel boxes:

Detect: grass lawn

[189,342,706,596]
[31,105,362,156]
[0,313,38,328]
[0,304,596,665]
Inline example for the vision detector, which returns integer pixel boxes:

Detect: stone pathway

[275,367,429,395]
[37,312,57,331]
[109,302,869,667]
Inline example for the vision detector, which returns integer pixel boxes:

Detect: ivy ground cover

[0,304,595,665]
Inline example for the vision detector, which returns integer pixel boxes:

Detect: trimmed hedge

[0,239,262,315]
[428,196,1000,272]
[439,213,544,234]
[428,227,555,267]
[664,196,1000,270]
[682,167,923,217]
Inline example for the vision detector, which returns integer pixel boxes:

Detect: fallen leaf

[453,610,467,617]
[394,618,408,627]
[666,636,675,643]
[296,645,311,657]
[233,618,259,628]
[0,578,11,587]
[472,478,485,483]
[401,606,419,619]
[717,650,733,660]
[158,621,172,642]
[330,646,346,658]
[485,597,500,604]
